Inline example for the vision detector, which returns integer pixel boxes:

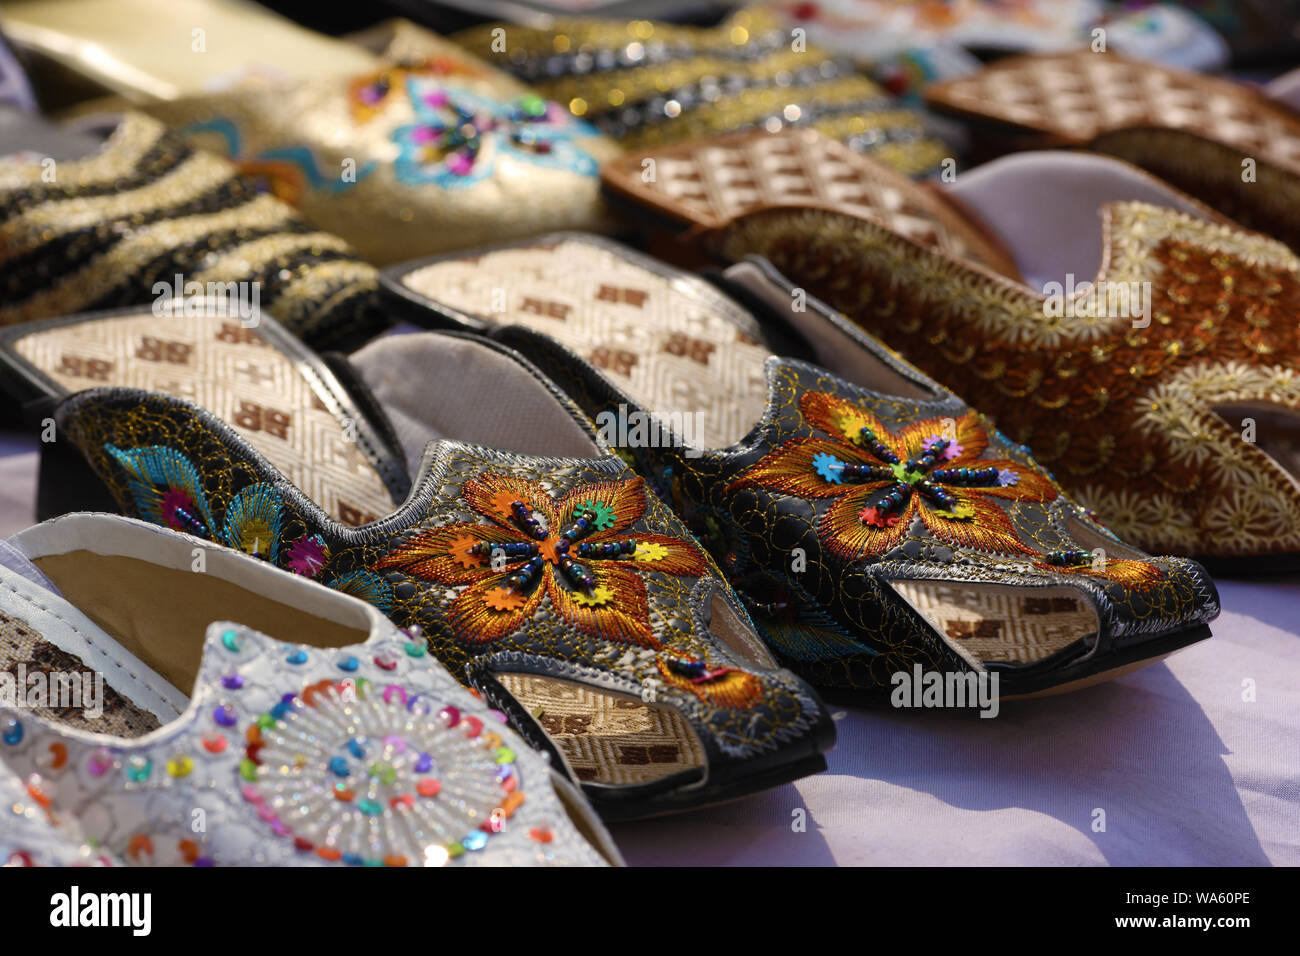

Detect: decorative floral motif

[391,79,598,188]
[375,473,708,647]
[728,393,1059,559]
[348,58,485,124]
[240,677,521,867]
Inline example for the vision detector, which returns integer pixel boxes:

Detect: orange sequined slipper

[602,128,1300,564]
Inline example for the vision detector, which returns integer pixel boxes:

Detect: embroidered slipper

[924,50,1300,253]
[0,0,376,107]
[0,111,386,351]
[377,233,1219,699]
[0,511,620,866]
[443,7,954,178]
[0,300,410,527]
[102,28,620,267]
[600,127,1300,565]
[22,327,832,819]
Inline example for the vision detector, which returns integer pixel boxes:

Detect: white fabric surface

[2,431,1294,866]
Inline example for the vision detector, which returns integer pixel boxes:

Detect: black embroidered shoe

[0,306,832,820]
[379,234,1220,700]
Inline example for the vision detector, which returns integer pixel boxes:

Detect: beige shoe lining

[495,672,706,787]
[349,333,602,471]
[31,551,367,699]
[890,580,1098,666]
[14,308,398,526]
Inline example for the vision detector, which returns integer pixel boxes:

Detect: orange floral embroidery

[374,473,707,647]
[728,393,1059,560]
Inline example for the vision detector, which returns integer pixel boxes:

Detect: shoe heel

[36,426,120,522]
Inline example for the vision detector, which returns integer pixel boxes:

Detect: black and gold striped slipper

[0,111,386,352]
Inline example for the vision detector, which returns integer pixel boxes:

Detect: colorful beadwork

[239,677,522,867]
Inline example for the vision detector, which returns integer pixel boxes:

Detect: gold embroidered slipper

[0,111,386,351]
[378,233,1219,699]
[0,0,377,107]
[601,127,1300,565]
[445,7,954,178]
[97,28,620,267]
[924,50,1300,254]
[10,324,832,819]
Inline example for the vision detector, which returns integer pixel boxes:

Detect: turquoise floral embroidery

[391,79,598,188]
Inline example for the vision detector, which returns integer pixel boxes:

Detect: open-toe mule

[0,512,620,866]
[0,307,832,819]
[378,232,1220,700]
[600,129,1300,567]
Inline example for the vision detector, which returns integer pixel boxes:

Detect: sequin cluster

[239,676,522,867]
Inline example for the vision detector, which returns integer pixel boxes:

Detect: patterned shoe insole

[396,235,774,451]
[11,308,403,525]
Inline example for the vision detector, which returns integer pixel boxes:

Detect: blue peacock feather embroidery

[221,483,284,560]
[392,79,598,188]
[326,570,393,613]
[105,444,215,537]
[102,443,394,612]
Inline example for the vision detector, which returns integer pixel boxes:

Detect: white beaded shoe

[0,513,620,867]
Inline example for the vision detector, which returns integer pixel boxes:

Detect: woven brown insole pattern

[401,238,772,449]
[890,581,1097,664]
[496,672,706,786]
[0,610,160,738]
[14,310,397,524]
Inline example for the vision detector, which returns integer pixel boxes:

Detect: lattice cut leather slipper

[445,7,954,177]
[924,50,1300,253]
[0,512,620,866]
[0,111,385,351]
[378,232,1219,699]
[20,324,831,819]
[601,128,1300,565]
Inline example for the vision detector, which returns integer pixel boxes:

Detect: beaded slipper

[924,50,1300,253]
[601,128,1300,564]
[378,233,1219,699]
[109,28,620,267]
[444,7,953,178]
[0,760,120,867]
[0,511,619,866]
[21,328,831,819]
[0,111,385,351]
